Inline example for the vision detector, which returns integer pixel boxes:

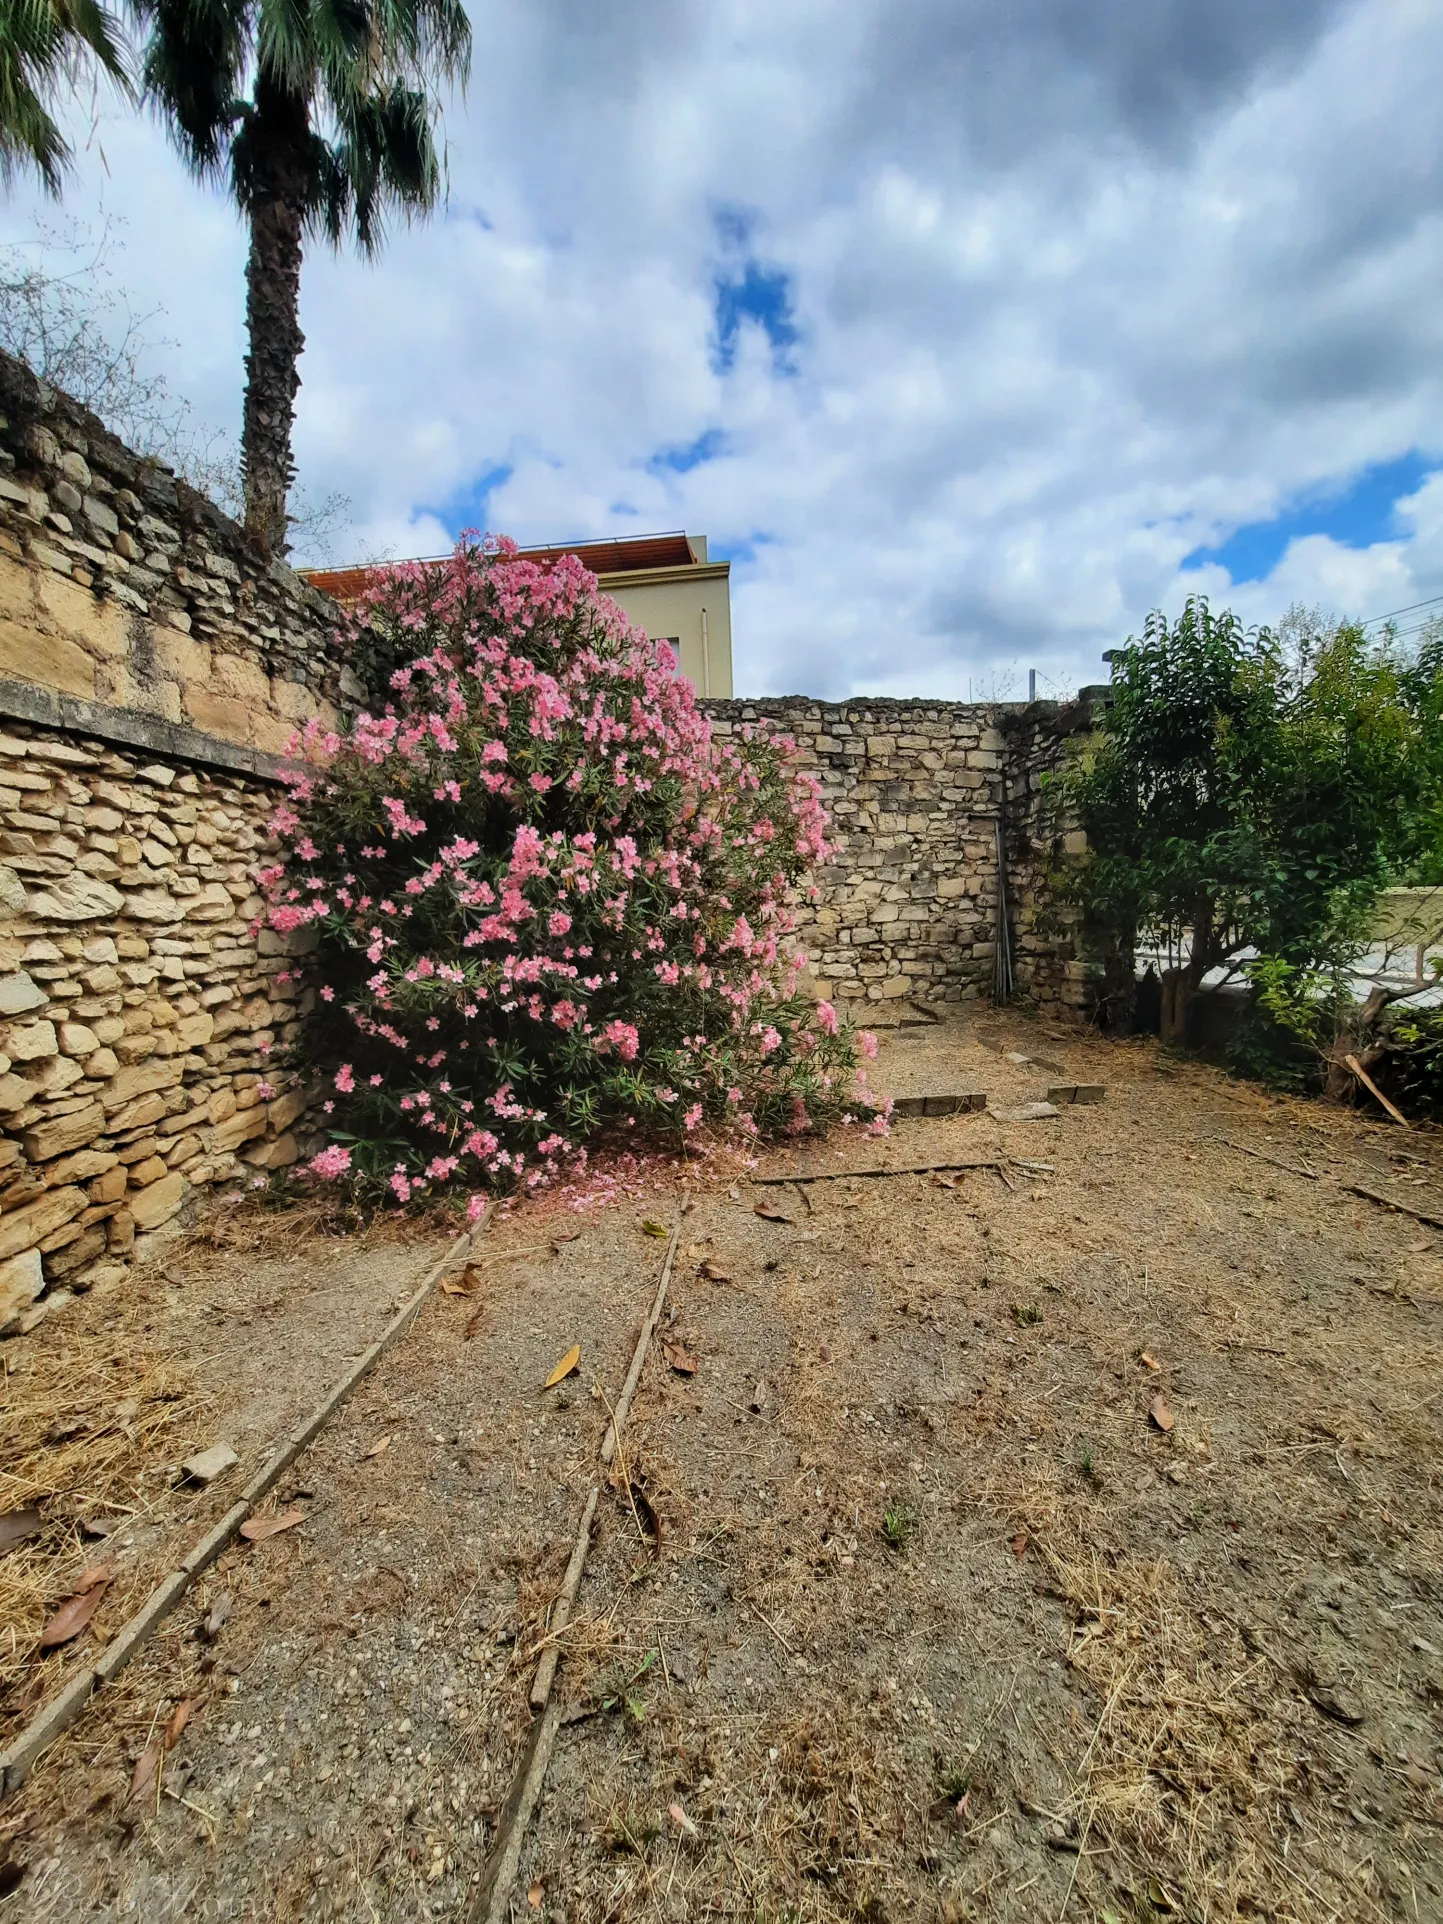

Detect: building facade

[304,531,733,698]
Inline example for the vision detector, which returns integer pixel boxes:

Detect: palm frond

[0,0,130,192]
[328,79,437,252]
[254,0,317,97]
[130,0,249,175]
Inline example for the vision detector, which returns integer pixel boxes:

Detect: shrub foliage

[264,541,874,1201]
[1069,597,1443,1040]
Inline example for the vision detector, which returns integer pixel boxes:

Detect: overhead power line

[1359,591,1443,630]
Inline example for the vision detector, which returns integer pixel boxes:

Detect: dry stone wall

[0,705,313,1339]
[0,348,350,756]
[703,696,1094,1013]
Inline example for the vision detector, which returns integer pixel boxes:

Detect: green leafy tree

[128,0,470,556]
[1070,596,1442,1054]
[0,0,128,192]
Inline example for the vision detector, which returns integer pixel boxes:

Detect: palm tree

[0,0,129,192]
[129,0,470,556]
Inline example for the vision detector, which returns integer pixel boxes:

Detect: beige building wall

[599,561,733,697]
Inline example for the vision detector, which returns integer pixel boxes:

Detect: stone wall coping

[701,693,1096,732]
[0,677,287,782]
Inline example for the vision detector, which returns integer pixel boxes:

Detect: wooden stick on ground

[1212,1137,1321,1181]
[754,1159,1006,1186]
[528,1487,599,1710]
[600,1224,680,1467]
[471,1221,680,1924]
[1345,1053,1408,1127]
[1348,1183,1443,1230]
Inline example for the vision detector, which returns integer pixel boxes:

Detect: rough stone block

[0,620,96,697]
[7,1019,57,1062]
[101,1058,182,1112]
[0,1247,44,1332]
[124,889,181,923]
[186,884,236,922]
[209,1107,266,1153]
[0,1185,86,1263]
[22,1102,104,1163]
[266,1089,306,1133]
[183,689,252,743]
[0,971,48,1015]
[88,1164,127,1203]
[242,1131,298,1169]
[129,1170,186,1230]
[47,1146,117,1185]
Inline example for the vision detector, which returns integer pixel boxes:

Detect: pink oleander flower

[858,1031,878,1059]
[265,535,861,1202]
[309,1145,352,1178]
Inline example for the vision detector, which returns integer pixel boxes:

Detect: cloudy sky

[3,0,1442,700]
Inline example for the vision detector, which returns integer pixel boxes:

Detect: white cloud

[3,0,1443,696]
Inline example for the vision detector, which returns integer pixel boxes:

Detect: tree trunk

[1159,965,1190,1044]
[241,78,309,558]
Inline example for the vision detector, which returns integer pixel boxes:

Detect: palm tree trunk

[241,77,308,557]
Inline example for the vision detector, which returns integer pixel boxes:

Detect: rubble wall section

[0,349,349,757]
[0,707,310,1336]
[703,696,1094,1011]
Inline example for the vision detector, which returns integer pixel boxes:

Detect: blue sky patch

[712,261,799,375]
[647,428,728,475]
[1182,451,1435,583]
[427,462,515,542]
[710,532,776,567]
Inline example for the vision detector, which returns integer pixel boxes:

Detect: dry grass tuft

[0,1312,205,1717]
[1036,1533,1390,1924]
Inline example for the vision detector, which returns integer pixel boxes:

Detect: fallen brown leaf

[1140,1349,1162,1372]
[129,1739,162,1805]
[0,1506,42,1555]
[202,1591,232,1642]
[551,1226,582,1245]
[1011,1531,1029,1560]
[545,1343,581,1388]
[698,1258,732,1283]
[818,1342,832,1362]
[754,1202,793,1222]
[239,1508,306,1544]
[362,1434,393,1460]
[1149,1395,1175,1433]
[662,1341,699,1375]
[527,1882,544,1910]
[464,1300,487,1341]
[38,1573,110,1649]
[165,1698,199,1749]
[440,1276,471,1296]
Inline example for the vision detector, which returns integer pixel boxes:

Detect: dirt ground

[3,1005,1443,1923]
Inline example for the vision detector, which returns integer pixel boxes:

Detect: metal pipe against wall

[701,607,711,696]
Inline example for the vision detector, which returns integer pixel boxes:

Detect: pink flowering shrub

[265,539,876,1200]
